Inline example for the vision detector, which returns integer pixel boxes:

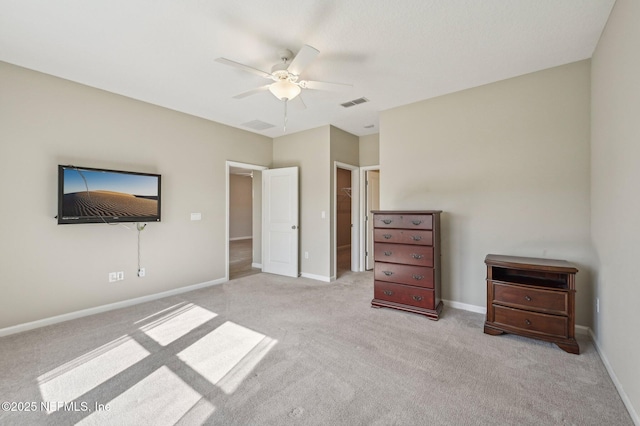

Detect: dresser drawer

[374,243,433,267]
[374,214,433,230]
[493,282,568,315]
[493,305,567,338]
[374,229,433,246]
[374,263,434,288]
[374,281,435,309]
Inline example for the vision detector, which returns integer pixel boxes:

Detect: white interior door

[262,167,299,277]
[365,170,380,270]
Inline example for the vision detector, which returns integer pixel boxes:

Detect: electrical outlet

[138,268,146,277]
[304,251,309,259]
[116,271,124,281]
[108,272,117,283]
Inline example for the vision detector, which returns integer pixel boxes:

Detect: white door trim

[359,165,380,271]
[226,161,268,281]
[334,161,360,279]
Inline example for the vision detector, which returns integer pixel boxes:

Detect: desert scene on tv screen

[62,169,158,218]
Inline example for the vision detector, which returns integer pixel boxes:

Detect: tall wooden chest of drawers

[370,210,442,320]
[483,254,579,354]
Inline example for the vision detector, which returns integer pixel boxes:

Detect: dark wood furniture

[371,210,442,320]
[484,254,579,354]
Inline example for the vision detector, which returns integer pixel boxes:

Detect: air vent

[241,120,276,130]
[340,97,369,108]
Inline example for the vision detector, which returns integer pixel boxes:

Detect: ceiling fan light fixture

[269,80,301,101]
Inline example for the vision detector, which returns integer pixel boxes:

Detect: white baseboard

[229,236,252,241]
[251,263,262,269]
[574,324,590,336]
[0,277,227,338]
[300,272,332,282]
[444,299,487,314]
[589,329,640,425]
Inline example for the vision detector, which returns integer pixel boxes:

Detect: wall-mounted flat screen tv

[58,165,161,224]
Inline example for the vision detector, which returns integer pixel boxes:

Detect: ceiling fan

[215,45,352,104]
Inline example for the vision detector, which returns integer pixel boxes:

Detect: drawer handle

[412,274,424,281]
[411,220,423,225]
[524,295,532,301]
[383,234,392,239]
[384,290,393,296]
[525,319,532,326]
[382,219,393,224]
[410,253,424,259]
[383,271,393,276]
[384,251,392,256]
[410,235,422,241]
[412,295,423,301]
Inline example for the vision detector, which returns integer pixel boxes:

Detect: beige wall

[229,174,253,239]
[591,0,640,420]
[271,125,359,280]
[0,62,272,329]
[330,126,360,167]
[273,126,331,279]
[359,133,380,166]
[330,126,359,276]
[379,61,593,325]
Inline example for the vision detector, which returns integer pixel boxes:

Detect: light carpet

[0,271,632,425]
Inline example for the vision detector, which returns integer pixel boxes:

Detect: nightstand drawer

[374,214,433,230]
[494,305,567,338]
[374,229,433,246]
[374,243,433,267]
[374,263,434,288]
[493,282,568,315]
[374,281,435,309]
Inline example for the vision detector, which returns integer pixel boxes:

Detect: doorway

[336,167,352,275]
[226,161,268,280]
[334,162,359,279]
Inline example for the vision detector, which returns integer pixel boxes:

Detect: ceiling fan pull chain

[283,99,288,132]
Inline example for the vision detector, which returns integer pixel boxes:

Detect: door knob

[291,225,298,229]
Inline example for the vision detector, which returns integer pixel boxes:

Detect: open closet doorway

[226,161,268,280]
[334,162,359,279]
[336,168,352,276]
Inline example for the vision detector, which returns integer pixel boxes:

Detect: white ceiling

[0,0,615,138]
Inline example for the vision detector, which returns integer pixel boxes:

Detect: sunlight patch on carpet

[37,335,150,413]
[133,302,189,324]
[76,366,215,426]
[178,321,277,394]
[139,303,217,346]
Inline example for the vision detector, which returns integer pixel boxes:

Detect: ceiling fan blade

[215,57,273,79]
[287,45,320,76]
[232,85,271,99]
[299,80,352,92]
